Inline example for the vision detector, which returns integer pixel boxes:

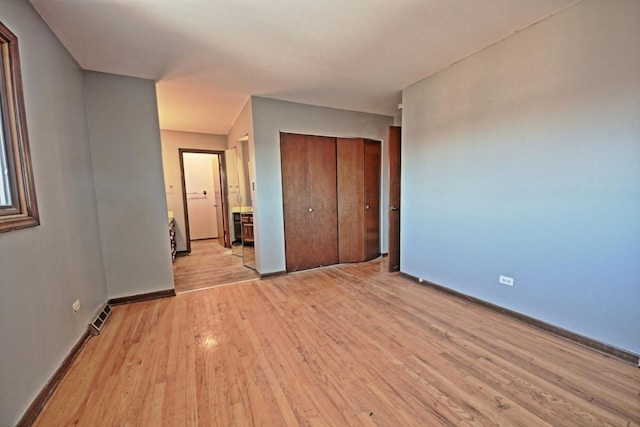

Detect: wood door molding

[364,139,381,260]
[388,126,401,272]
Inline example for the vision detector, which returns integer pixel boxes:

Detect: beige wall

[160,129,227,251]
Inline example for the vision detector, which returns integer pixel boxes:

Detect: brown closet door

[364,139,381,260]
[308,135,338,267]
[281,133,314,271]
[337,138,365,262]
[281,133,338,272]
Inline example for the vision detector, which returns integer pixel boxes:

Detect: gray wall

[401,0,640,354]
[160,129,227,251]
[0,3,108,425]
[251,97,393,274]
[84,72,174,298]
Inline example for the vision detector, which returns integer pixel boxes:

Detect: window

[0,22,39,232]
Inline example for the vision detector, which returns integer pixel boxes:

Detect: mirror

[224,146,242,257]
[237,137,255,270]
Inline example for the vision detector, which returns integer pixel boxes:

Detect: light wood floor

[35,259,639,426]
[173,239,258,293]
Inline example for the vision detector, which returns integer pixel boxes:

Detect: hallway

[172,240,258,293]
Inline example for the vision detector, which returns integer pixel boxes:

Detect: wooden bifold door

[280,132,381,272]
[280,133,338,272]
[337,138,381,263]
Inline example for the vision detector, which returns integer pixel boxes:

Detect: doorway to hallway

[175,149,258,293]
[180,150,228,249]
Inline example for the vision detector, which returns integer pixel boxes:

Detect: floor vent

[89,304,112,336]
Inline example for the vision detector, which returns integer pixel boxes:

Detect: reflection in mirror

[237,136,256,270]
[224,146,242,257]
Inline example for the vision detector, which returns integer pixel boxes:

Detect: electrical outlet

[499,275,514,287]
[72,300,81,313]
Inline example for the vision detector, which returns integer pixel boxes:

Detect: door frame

[388,126,401,272]
[179,149,230,253]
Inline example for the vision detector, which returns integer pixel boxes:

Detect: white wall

[160,129,227,251]
[251,97,393,274]
[84,72,174,298]
[402,0,640,354]
[0,3,108,425]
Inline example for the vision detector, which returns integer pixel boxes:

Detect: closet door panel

[337,138,365,262]
[364,140,381,260]
[307,135,339,267]
[281,133,314,271]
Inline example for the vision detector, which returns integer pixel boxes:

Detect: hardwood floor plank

[34,259,640,426]
[173,239,259,293]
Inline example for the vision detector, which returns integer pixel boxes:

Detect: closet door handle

[365,204,370,210]
[390,205,399,211]
[308,207,313,212]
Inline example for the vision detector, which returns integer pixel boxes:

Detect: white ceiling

[29,0,579,135]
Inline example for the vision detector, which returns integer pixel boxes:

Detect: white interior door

[184,153,218,240]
